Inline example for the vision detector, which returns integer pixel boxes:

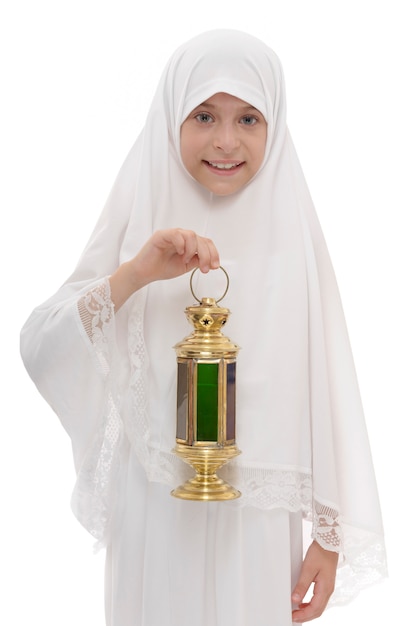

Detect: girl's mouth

[204,160,244,174]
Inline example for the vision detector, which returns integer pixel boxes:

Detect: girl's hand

[131,228,220,283]
[109,228,220,311]
[291,541,339,623]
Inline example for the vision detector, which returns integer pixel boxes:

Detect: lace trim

[77,281,114,374]
[71,393,123,546]
[72,279,122,548]
[328,526,387,606]
[219,463,313,511]
[311,501,343,551]
[126,297,150,460]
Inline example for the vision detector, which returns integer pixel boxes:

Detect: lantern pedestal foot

[171,444,241,501]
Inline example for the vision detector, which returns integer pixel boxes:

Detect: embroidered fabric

[312,501,342,550]
[125,298,151,464]
[71,392,123,548]
[77,281,114,375]
[329,528,386,606]
[73,280,122,548]
[221,464,314,511]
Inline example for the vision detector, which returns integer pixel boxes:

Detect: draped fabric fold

[20,29,386,606]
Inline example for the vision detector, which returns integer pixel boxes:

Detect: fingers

[292,585,333,623]
[193,236,220,273]
[291,541,338,623]
[161,228,220,273]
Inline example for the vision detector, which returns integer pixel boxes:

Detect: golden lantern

[171,267,241,501]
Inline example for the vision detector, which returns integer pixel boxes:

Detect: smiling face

[180,92,267,196]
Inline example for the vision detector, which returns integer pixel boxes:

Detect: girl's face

[180,92,267,196]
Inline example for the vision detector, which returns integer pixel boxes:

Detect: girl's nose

[213,123,240,153]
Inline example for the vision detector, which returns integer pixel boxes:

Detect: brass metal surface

[171,444,241,501]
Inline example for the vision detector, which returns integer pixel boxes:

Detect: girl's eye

[240,115,258,126]
[195,113,214,123]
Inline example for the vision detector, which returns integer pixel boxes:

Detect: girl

[20,29,387,625]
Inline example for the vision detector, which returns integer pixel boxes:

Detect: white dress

[20,29,387,626]
[105,446,303,626]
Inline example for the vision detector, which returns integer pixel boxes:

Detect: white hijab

[21,29,386,602]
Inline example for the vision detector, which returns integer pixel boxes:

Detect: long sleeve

[20,279,114,471]
[20,278,125,545]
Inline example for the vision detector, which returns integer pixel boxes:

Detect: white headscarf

[21,29,386,603]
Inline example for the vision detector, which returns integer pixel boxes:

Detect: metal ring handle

[189,266,230,304]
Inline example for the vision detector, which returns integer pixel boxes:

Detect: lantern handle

[189,266,230,304]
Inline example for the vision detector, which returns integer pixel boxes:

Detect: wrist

[109,261,147,312]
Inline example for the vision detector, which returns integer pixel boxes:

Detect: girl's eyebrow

[196,101,215,109]
[192,102,261,114]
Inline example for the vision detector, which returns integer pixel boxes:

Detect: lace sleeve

[77,279,114,374]
[312,501,343,552]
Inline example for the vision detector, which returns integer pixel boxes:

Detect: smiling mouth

[204,160,244,171]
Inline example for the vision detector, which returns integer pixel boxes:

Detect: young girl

[20,29,387,625]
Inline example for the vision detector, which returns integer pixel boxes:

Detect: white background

[1,1,416,624]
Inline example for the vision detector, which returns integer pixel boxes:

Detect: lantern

[171,267,241,501]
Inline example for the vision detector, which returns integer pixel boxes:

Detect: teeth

[208,161,239,169]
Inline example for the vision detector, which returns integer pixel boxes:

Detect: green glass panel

[226,361,236,441]
[196,363,219,441]
[176,362,188,441]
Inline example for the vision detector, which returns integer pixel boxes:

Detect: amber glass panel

[176,361,188,441]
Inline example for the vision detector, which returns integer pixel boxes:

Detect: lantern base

[171,444,241,501]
